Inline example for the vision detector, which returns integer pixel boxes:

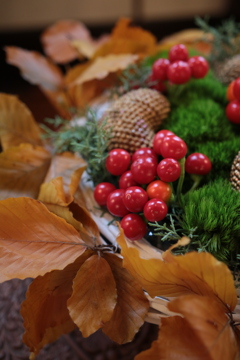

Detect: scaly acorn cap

[102,88,170,154]
[213,54,240,85]
[230,151,240,191]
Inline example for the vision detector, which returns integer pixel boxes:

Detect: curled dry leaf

[71,54,138,86]
[5,47,64,91]
[0,197,86,281]
[21,249,93,356]
[71,34,109,59]
[38,152,87,206]
[117,228,237,310]
[0,93,42,150]
[67,254,117,337]
[102,253,149,344]
[0,143,51,200]
[135,295,240,360]
[41,19,92,64]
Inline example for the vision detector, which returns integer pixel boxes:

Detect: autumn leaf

[40,19,92,64]
[71,34,109,59]
[117,229,237,310]
[102,253,149,344]
[0,197,86,281]
[135,295,240,360]
[67,254,117,337]
[5,47,64,91]
[0,93,42,150]
[0,143,51,200]
[21,249,93,355]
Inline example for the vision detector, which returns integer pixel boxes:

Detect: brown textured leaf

[71,54,138,86]
[21,249,93,356]
[102,253,149,344]
[41,20,92,63]
[0,93,42,150]
[0,143,51,200]
[0,197,86,281]
[117,229,237,310]
[38,152,87,206]
[67,254,117,337]
[5,47,64,91]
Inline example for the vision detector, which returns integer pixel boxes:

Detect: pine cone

[102,88,170,154]
[213,55,240,85]
[230,151,240,191]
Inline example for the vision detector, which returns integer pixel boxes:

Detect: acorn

[213,55,240,85]
[230,151,240,191]
[102,88,170,154]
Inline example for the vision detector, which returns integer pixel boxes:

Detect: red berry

[227,81,236,102]
[226,100,240,124]
[152,58,170,81]
[157,158,181,182]
[123,186,148,213]
[106,149,131,176]
[233,78,240,101]
[146,180,172,203]
[169,44,189,63]
[148,73,166,92]
[120,213,147,241]
[185,153,212,175]
[167,61,191,85]
[144,199,168,222]
[132,147,158,162]
[94,182,116,206]
[107,189,129,217]
[188,56,209,79]
[153,130,175,155]
[119,171,138,189]
[160,135,188,159]
[131,157,158,184]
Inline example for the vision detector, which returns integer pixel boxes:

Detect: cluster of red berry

[149,44,209,91]
[94,130,212,241]
[226,77,240,124]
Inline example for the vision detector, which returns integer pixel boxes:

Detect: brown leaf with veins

[41,20,92,64]
[0,197,86,281]
[21,249,93,354]
[5,47,64,91]
[135,295,240,360]
[102,253,149,344]
[67,254,117,337]
[117,229,237,310]
[0,93,42,150]
[0,143,51,200]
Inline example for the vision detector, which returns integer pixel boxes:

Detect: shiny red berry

[107,189,129,217]
[169,44,189,63]
[160,135,188,159]
[132,147,158,162]
[144,199,168,222]
[94,182,116,206]
[131,157,158,184]
[233,78,240,101]
[157,158,181,182]
[226,100,240,124]
[167,61,191,85]
[123,186,148,213]
[106,149,131,176]
[153,130,175,155]
[119,171,138,189]
[152,58,170,81]
[120,213,147,241]
[185,153,212,175]
[188,56,209,79]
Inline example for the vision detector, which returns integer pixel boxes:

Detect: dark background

[0,0,240,122]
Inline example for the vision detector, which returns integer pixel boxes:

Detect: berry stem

[176,157,186,207]
[186,174,203,193]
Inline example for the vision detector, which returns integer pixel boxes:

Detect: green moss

[182,179,240,263]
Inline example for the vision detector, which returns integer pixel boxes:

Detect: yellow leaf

[67,254,117,337]
[71,34,109,59]
[5,47,64,91]
[0,93,42,150]
[0,143,51,200]
[71,54,138,86]
[38,152,87,206]
[21,250,93,355]
[0,197,86,281]
[102,253,149,344]
[117,229,237,310]
[41,20,92,64]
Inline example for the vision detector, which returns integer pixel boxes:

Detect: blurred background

[0,0,240,121]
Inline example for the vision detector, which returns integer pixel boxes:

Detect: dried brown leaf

[102,253,149,344]
[67,254,117,337]
[0,197,86,281]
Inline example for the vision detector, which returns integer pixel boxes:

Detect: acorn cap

[102,88,170,154]
[213,55,240,85]
[230,150,240,191]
